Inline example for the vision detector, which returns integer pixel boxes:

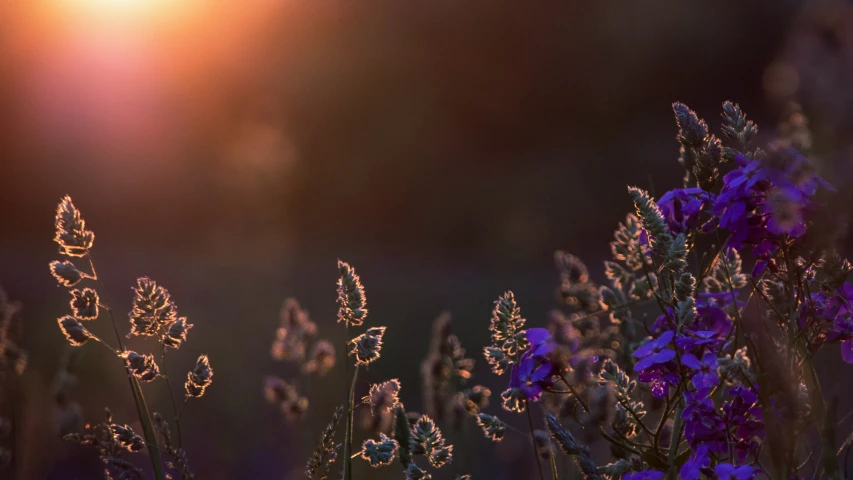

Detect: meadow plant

[270,263,472,479]
[464,101,851,480]
[251,101,853,480]
[50,196,212,480]
[46,100,853,480]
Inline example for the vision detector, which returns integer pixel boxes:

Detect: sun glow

[49,0,196,29]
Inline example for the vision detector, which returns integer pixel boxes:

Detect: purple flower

[525,328,556,357]
[750,239,778,277]
[714,463,759,480]
[657,188,714,234]
[624,471,664,480]
[634,330,676,372]
[680,444,710,480]
[681,352,719,389]
[638,364,679,398]
[682,389,727,453]
[763,147,834,199]
[723,386,765,460]
[509,355,552,402]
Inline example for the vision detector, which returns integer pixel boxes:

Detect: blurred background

[1,0,853,478]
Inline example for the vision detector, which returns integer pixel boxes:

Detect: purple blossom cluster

[478,102,851,480]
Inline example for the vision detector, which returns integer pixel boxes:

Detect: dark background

[1,0,853,478]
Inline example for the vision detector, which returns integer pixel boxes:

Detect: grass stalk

[87,251,166,480]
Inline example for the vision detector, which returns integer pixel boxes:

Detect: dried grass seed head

[405,463,432,480]
[365,379,401,418]
[485,291,527,375]
[111,424,145,452]
[163,318,193,349]
[350,326,386,366]
[57,316,92,346]
[185,354,213,397]
[264,376,299,404]
[122,351,160,382]
[475,413,506,441]
[305,406,343,480]
[500,385,526,413]
[281,396,309,421]
[50,260,85,287]
[129,277,178,337]
[411,415,447,456]
[271,298,317,362]
[70,288,99,320]
[54,196,95,257]
[428,444,453,468]
[336,260,367,327]
[303,339,336,376]
[393,405,414,467]
[360,433,399,467]
[460,385,491,415]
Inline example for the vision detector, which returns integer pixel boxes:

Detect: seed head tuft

[129,277,177,337]
[54,196,95,257]
[305,406,343,479]
[185,355,212,397]
[111,424,145,452]
[50,260,85,287]
[163,318,193,349]
[365,379,401,419]
[271,298,317,362]
[350,327,386,366]
[57,316,92,346]
[484,292,527,375]
[406,463,432,480]
[121,351,160,382]
[359,433,399,467]
[336,260,367,327]
[302,339,336,376]
[70,288,99,320]
[475,413,507,441]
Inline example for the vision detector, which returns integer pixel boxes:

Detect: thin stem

[548,442,559,480]
[85,250,166,480]
[598,427,643,456]
[343,360,359,480]
[343,321,351,480]
[90,334,118,355]
[86,253,126,353]
[177,397,189,420]
[557,373,589,413]
[161,342,183,448]
[668,400,684,471]
[526,404,546,480]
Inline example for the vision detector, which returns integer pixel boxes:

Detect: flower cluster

[471,101,851,480]
[501,328,557,411]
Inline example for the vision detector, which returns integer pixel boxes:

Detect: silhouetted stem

[344,364,359,480]
[161,343,184,448]
[526,404,546,480]
[86,251,166,480]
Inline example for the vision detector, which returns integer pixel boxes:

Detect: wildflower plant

[41,99,853,480]
[50,196,212,480]
[464,101,852,480]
